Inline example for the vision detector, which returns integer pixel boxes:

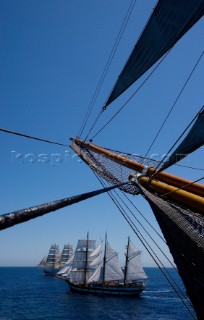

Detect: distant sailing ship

[65,234,148,295]
[57,245,74,278]
[1,0,203,318]
[58,244,73,269]
[39,244,73,276]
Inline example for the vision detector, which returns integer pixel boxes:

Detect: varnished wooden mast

[71,138,204,214]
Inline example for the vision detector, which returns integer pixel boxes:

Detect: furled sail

[105,0,204,107]
[125,240,148,281]
[160,106,204,170]
[104,242,124,281]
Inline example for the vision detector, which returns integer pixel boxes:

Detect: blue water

[0,268,195,320]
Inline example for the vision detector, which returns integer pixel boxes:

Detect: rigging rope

[0,127,69,147]
[78,0,138,138]
[152,105,204,174]
[116,188,201,313]
[122,192,167,244]
[112,188,194,309]
[94,173,195,318]
[105,146,204,172]
[0,182,129,231]
[176,164,204,172]
[113,189,177,268]
[87,52,169,141]
[143,49,204,159]
[86,51,203,155]
[162,175,204,198]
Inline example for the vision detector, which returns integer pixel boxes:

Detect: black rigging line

[78,0,138,138]
[115,188,199,311]
[113,189,176,266]
[94,173,195,318]
[112,188,194,309]
[87,52,169,141]
[88,49,203,144]
[122,192,167,244]
[176,164,204,172]
[104,147,204,171]
[84,110,103,141]
[115,188,198,310]
[143,49,204,160]
[162,175,204,198]
[0,127,69,147]
[153,105,204,173]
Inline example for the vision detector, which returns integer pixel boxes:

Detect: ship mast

[84,232,89,285]
[124,236,130,285]
[71,138,204,214]
[102,232,107,284]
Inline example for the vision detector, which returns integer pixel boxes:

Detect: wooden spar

[138,176,204,215]
[71,138,204,198]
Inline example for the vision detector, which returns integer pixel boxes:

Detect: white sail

[88,264,101,283]
[57,265,71,276]
[89,241,102,267]
[90,254,101,268]
[126,241,148,281]
[61,266,72,278]
[45,244,60,268]
[105,242,124,281]
[76,239,96,251]
[71,250,95,269]
[70,269,95,283]
[38,256,47,267]
[69,239,97,283]
[89,241,103,258]
[59,244,73,267]
[57,255,74,276]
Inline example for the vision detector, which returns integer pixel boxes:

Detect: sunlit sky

[0,0,203,267]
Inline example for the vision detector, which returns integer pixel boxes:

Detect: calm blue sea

[0,268,195,320]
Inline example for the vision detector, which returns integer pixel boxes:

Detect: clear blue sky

[0,0,203,267]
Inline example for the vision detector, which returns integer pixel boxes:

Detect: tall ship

[65,234,148,295]
[58,244,73,269]
[65,235,97,284]
[39,244,73,276]
[41,244,61,276]
[1,0,204,318]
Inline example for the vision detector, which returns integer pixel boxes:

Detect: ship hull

[66,280,146,296]
[43,267,60,276]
